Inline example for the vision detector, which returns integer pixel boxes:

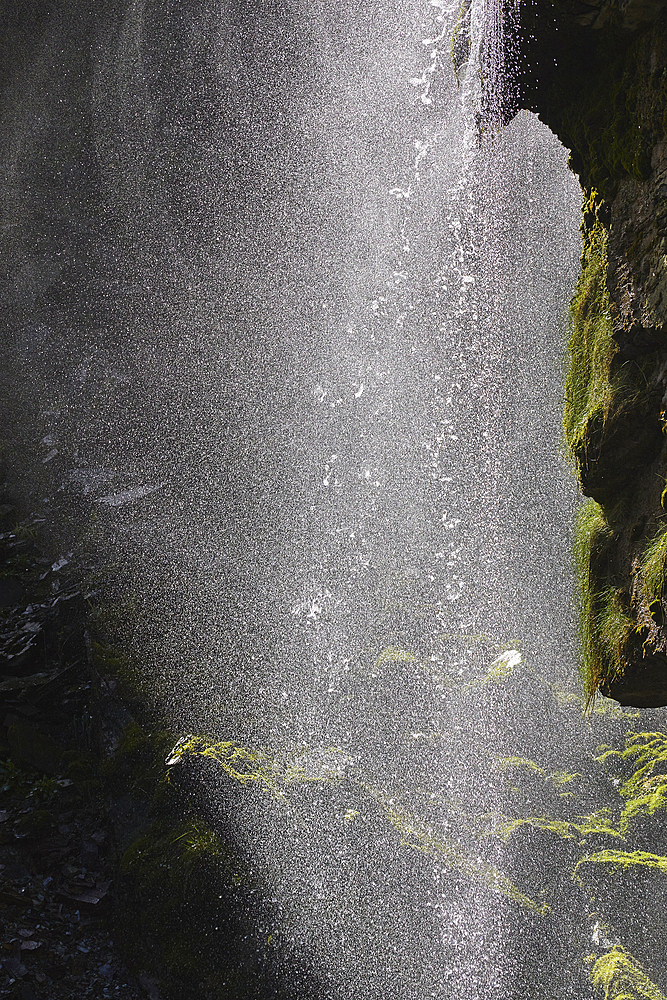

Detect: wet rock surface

[0,492,147,999]
[522,0,667,705]
[598,652,667,706]
[574,391,664,505]
[608,141,667,337]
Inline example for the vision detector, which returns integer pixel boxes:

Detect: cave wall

[511,0,667,704]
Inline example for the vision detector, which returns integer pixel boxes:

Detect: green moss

[588,700,641,720]
[574,849,667,881]
[462,648,523,692]
[573,501,631,705]
[107,726,306,998]
[483,808,621,844]
[641,528,667,604]
[168,736,281,794]
[497,816,579,841]
[373,646,417,670]
[598,732,667,833]
[564,211,615,456]
[168,736,348,800]
[121,818,223,882]
[552,687,586,709]
[493,757,581,789]
[485,648,522,682]
[364,786,549,915]
[550,770,581,788]
[494,757,545,776]
[172,735,546,915]
[621,774,667,831]
[589,945,667,1000]
[528,11,667,198]
[595,589,633,682]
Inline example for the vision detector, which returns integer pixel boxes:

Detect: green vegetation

[462,648,523,691]
[563,210,615,457]
[641,528,667,604]
[171,735,548,915]
[109,726,288,998]
[483,808,621,844]
[493,756,581,790]
[529,8,667,197]
[621,772,667,831]
[598,732,667,833]
[574,849,667,881]
[364,786,549,915]
[573,500,631,705]
[590,698,641,719]
[168,736,285,796]
[168,737,348,800]
[592,588,633,690]
[550,770,581,788]
[373,645,417,671]
[484,648,522,682]
[589,945,667,1000]
[495,757,545,776]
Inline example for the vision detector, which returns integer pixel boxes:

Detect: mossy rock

[106,725,327,997]
[516,6,667,199]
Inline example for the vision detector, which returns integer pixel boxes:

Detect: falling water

[3,1,667,997]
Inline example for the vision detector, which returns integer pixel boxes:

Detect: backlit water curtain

[3,1,667,997]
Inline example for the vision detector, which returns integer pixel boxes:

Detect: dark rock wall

[512,0,667,703]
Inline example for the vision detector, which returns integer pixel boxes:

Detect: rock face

[506,0,667,704]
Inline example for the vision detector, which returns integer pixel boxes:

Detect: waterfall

[2,2,667,997]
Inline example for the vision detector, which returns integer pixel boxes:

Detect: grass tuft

[641,528,667,604]
[563,208,615,458]
[573,500,632,707]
